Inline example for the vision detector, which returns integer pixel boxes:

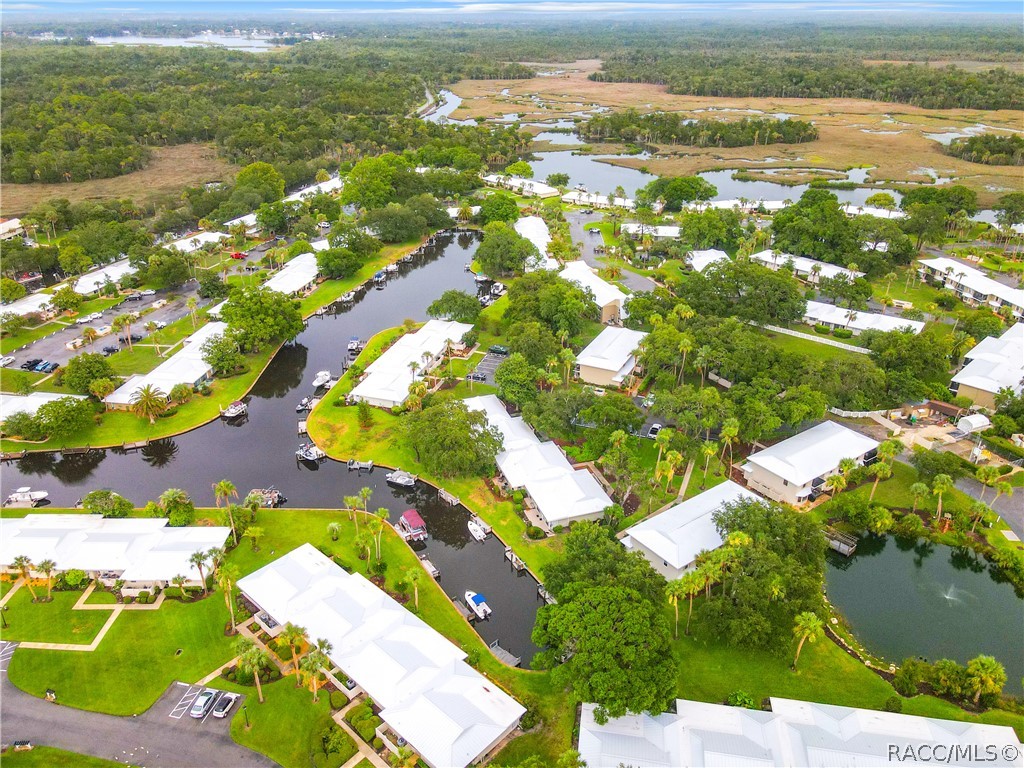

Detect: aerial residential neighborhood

[0,4,1022,768]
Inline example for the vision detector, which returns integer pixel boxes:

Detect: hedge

[981,432,1024,461]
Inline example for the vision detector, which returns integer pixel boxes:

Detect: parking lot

[166,682,242,729]
[468,351,505,384]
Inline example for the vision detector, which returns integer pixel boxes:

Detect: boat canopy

[470,592,487,606]
[401,509,426,529]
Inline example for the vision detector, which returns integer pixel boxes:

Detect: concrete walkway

[196,655,240,686]
[0,578,24,607]
[675,459,696,501]
[333,699,389,768]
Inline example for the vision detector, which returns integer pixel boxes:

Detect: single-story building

[559,261,630,324]
[0,392,88,422]
[0,218,25,241]
[951,323,1023,409]
[621,481,761,580]
[224,213,260,236]
[513,216,557,271]
[578,696,1022,768]
[2,291,54,318]
[841,202,906,220]
[686,199,788,214]
[688,248,730,273]
[575,326,647,388]
[104,322,228,410]
[166,231,230,254]
[750,250,864,284]
[620,223,680,240]
[919,257,1024,319]
[482,174,559,198]
[0,514,230,589]
[562,190,636,210]
[803,300,925,335]
[261,252,319,296]
[72,259,136,295]
[446,205,481,220]
[350,319,472,409]
[741,421,879,505]
[282,176,343,203]
[238,544,524,768]
[465,395,613,529]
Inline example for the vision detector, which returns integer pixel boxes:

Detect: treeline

[590,53,1024,111]
[945,135,1024,166]
[582,112,818,147]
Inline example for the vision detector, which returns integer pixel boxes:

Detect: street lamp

[243,704,249,728]
[1,606,8,628]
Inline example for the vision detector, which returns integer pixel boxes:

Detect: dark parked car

[21,359,42,370]
[488,345,509,357]
[466,372,487,382]
[128,334,143,343]
[126,293,143,301]
[41,362,60,374]
[102,345,120,356]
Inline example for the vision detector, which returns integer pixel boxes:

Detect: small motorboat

[490,282,506,296]
[341,291,356,303]
[295,442,326,462]
[221,401,247,419]
[385,263,399,273]
[248,487,286,508]
[3,487,48,507]
[474,273,490,283]
[465,591,492,620]
[468,518,488,542]
[373,270,386,283]
[400,254,414,264]
[386,468,417,487]
[347,337,363,353]
[464,263,472,271]
[296,397,312,412]
[312,370,332,388]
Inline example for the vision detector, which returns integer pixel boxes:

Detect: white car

[139,289,156,296]
[647,423,663,439]
[154,321,167,330]
[0,356,15,368]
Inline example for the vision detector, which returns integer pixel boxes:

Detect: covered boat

[397,509,428,542]
[311,370,332,388]
[385,468,417,487]
[221,401,247,419]
[3,487,48,507]
[465,590,492,619]
[295,443,326,462]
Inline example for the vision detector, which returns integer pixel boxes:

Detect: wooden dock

[825,528,858,556]
[471,515,491,535]
[61,446,92,455]
[438,488,460,506]
[451,596,475,621]
[418,555,440,578]
[504,547,526,572]
[1,451,26,461]
[297,420,307,435]
[489,640,521,667]
[538,585,557,605]
[121,441,148,451]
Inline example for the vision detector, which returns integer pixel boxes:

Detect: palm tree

[969,501,991,534]
[235,638,270,704]
[12,556,38,601]
[186,297,198,329]
[405,567,423,609]
[949,330,975,362]
[358,486,373,514]
[838,457,857,478]
[719,417,739,472]
[38,558,56,600]
[145,322,162,356]
[825,473,847,496]
[131,384,168,424]
[932,474,953,520]
[246,526,264,551]
[883,272,898,297]
[354,530,374,562]
[792,611,824,670]
[172,574,188,599]
[664,450,683,492]
[82,326,99,347]
[372,508,389,560]
[114,314,134,350]
[700,441,717,489]
[991,481,1013,508]
[300,649,330,702]
[279,622,307,678]
[868,462,892,502]
[327,521,341,541]
[975,465,1001,502]
[243,491,262,521]
[343,494,361,531]
[877,438,901,466]
[666,578,687,639]
[679,570,703,636]
[213,479,239,544]
[677,334,694,385]
[189,550,209,595]
[910,482,930,514]
[559,348,575,385]
[217,563,240,634]
[966,656,1007,706]
[654,428,673,467]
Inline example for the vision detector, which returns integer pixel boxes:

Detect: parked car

[647,423,663,439]
[0,356,15,368]
[102,345,120,356]
[128,333,143,343]
[154,321,167,330]
[230,252,246,260]
[466,372,487,382]
[21,359,42,370]
[189,690,217,719]
[488,345,509,357]
[41,362,59,374]
[126,293,144,302]
[139,289,156,296]
[32,360,50,372]
[212,692,238,719]
[589,387,607,397]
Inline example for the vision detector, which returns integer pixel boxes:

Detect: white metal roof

[803,300,924,334]
[104,321,228,405]
[840,203,906,220]
[0,392,87,421]
[465,395,613,527]
[559,261,630,315]
[620,223,680,239]
[238,544,524,768]
[2,291,53,317]
[919,257,1024,313]
[446,206,481,219]
[561,190,637,210]
[166,231,229,254]
[224,213,259,229]
[622,481,760,570]
[744,421,879,487]
[73,259,136,295]
[482,175,559,198]
[689,249,730,273]
[953,323,1024,397]
[350,320,473,409]
[0,218,24,238]
[750,250,864,281]
[282,176,343,203]
[513,216,557,271]
[579,697,1022,768]
[0,514,229,581]
[576,326,647,377]
[261,252,319,295]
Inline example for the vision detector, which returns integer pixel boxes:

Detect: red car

[230,251,246,260]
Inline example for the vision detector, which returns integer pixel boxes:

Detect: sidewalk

[332,699,389,768]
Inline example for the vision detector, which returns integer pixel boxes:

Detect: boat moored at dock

[220,401,248,419]
[385,468,417,487]
[465,590,492,619]
[3,487,49,507]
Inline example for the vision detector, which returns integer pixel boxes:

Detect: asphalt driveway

[564,210,657,293]
[0,642,277,767]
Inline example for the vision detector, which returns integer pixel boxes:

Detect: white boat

[474,273,490,283]
[296,397,312,412]
[400,254,414,263]
[347,337,363,353]
[312,370,331,388]
[4,487,49,507]
[341,291,356,303]
[465,590,492,619]
[295,443,326,462]
[468,519,488,542]
[464,263,472,271]
[490,282,506,296]
[386,468,417,487]
[385,263,399,273]
[221,401,247,419]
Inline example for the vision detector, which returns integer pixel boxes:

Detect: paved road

[956,476,1024,541]
[0,642,278,767]
[564,210,657,293]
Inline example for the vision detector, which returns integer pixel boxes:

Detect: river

[4,229,543,665]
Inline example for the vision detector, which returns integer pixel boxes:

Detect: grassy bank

[0,746,129,768]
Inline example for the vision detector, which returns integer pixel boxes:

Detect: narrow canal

[4,229,544,664]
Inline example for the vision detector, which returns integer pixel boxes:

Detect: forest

[945,134,1024,166]
[581,112,818,147]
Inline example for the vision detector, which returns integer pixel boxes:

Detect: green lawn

[7,594,234,715]
[874,265,949,311]
[683,456,728,500]
[0,588,109,644]
[1,320,68,355]
[761,328,866,362]
[351,760,375,768]
[0,746,130,768]
[84,588,118,605]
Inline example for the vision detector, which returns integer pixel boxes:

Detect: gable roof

[953,323,1024,396]
[559,261,631,314]
[689,249,730,273]
[744,421,878,486]
[576,326,647,376]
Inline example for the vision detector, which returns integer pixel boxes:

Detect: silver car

[189,689,217,719]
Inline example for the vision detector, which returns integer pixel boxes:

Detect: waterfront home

[918,257,1024,319]
[72,259,136,295]
[513,216,557,271]
[465,395,613,529]
[620,223,680,240]
[239,544,524,768]
[741,421,879,505]
[0,514,230,590]
[482,174,559,198]
[840,202,906,220]
[578,696,1022,768]
[559,261,630,324]
[621,481,761,580]
[261,251,319,296]
[0,392,87,421]
[574,326,647,388]
[224,212,260,235]
[688,248,730,273]
[166,231,230,254]
[0,217,25,241]
[282,176,343,203]
[562,190,635,210]
[749,250,864,285]
[803,300,924,335]
[951,323,1023,409]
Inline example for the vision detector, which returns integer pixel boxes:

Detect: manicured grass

[448,351,484,378]
[874,265,949,311]
[84,588,118,605]
[761,328,866,362]
[683,456,728,500]
[1,320,67,355]
[7,594,234,715]
[0,588,109,644]
[351,760,375,768]
[0,746,130,768]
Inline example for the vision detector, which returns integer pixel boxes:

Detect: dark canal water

[826,534,1023,694]
[3,229,543,664]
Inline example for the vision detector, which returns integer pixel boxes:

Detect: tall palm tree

[279,622,307,678]
[358,487,373,514]
[680,570,703,636]
[217,563,240,634]
[654,428,673,467]
[235,638,270,704]
[991,481,1013,508]
[975,465,1001,502]
[825,473,847,496]
[969,501,991,534]
[208,546,226,571]
[719,417,739,472]
[243,491,262,521]
[966,655,1006,705]
[666,578,687,639]
[559,348,575,385]
[343,494,361,532]
[131,384,167,424]
[664,450,683,492]
[838,457,857,478]
[189,550,209,596]
[405,567,423,609]
[877,438,901,466]
[12,556,38,601]
[145,322,162,357]
[213,479,240,544]
[372,508,389,561]
[932,474,954,520]
[792,611,824,670]
[677,334,694,385]
[82,326,99,347]
[300,649,330,702]
[909,482,929,514]
[354,530,374,562]
[700,441,717,489]
[114,314,134,350]
[868,462,892,502]
[186,297,198,329]
[38,558,56,600]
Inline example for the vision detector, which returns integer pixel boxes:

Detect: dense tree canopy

[402,397,503,477]
[426,290,481,324]
[220,287,304,352]
[584,112,818,147]
[946,134,1024,166]
[475,221,539,277]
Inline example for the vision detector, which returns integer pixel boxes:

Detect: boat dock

[61,446,92,455]
[470,515,491,535]
[346,459,374,472]
[1,452,26,461]
[438,488,460,506]
[825,528,858,556]
[538,585,557,605]
[504,546,526,572]
[488,640,521,668]
[297,420,307,435]
[121,441,149,451]
[418,554,440,578]
[451,596,475,621]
